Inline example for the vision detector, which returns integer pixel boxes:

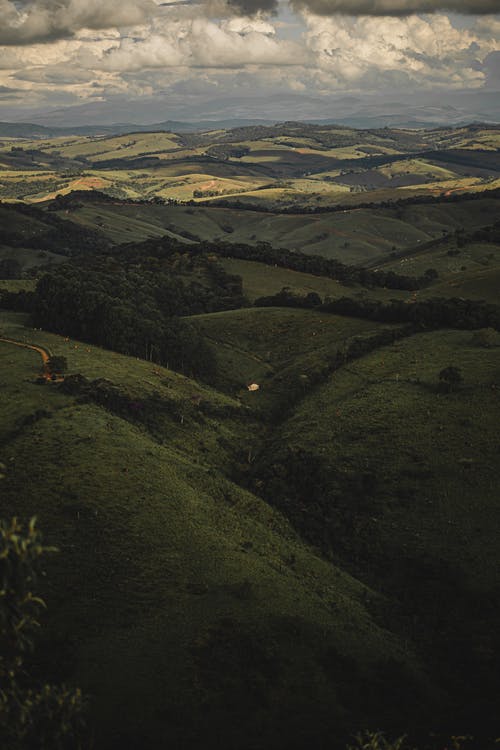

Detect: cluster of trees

[321,296,500,331]
[0,258,22,279]
[206,145,250,160]
[195,186,500,215]
[251,287,500,332]
[1,202,109,256]
[25,252,244,380]
[469,220,500,244]
[47,191,177,211]
[192,239,432,291]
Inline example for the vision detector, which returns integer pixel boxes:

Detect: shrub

[0,518,86,749]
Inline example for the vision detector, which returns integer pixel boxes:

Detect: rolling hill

[0,309,433,749]
[1,120,500,750]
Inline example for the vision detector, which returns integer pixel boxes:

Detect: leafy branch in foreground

[347,731,484,750]
[0,517,86,750]
[347,732,411,750]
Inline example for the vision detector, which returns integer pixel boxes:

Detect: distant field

[220,258,410,303]
[58,196,500,266]
[2,123,500,206]
[379,238,500,303]
[220,258,347,301]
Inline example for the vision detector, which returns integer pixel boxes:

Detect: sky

[0,0,499,125]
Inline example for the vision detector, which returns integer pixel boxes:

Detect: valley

[1,121,499,750]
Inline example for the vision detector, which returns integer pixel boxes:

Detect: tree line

[130,234,432,291]
[2,251,244,381]
[253,287,500,332]
[194,186,500,215]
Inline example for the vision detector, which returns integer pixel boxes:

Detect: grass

[2,122,500,746]
[219,257,410,304]
[379,238,500,304]
[377,159,459,181]
[220,258,348,301]
[0,308,418,748]
[0,278,37,292]
[57,195,499,266]
[44,132,182,160]
[188,306,398,415]
[273,327,500,586]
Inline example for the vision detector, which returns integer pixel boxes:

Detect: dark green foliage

[28,250,245,380]
[0,202,108,256]
[124,231,431,291]
[0,518,85,750]
[200,184,500,215]
[251,289,500,333]
[347,732,409,750]
[439,365,463,391]
[320,296,500,331]
[0,258,22,280]
[47,356,67,374]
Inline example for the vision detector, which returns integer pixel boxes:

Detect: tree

[0,258,22,280]
[46,356,67,375]
[0,517,86,749]
[439,365,463,392]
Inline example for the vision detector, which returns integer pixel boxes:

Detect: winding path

[0,336,53,379]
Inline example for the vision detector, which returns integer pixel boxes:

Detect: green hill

[50,192,500,266]
[1,120,500,750]
[0,310,430,749]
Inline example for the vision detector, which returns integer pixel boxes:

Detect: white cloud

[303,12,499,89]
[0,0,498,118]
[0,0,155,45]
[100,16,305,71]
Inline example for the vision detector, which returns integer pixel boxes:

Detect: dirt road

[0,336,53,379]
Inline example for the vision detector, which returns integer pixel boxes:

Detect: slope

[250,327,500,738]
[0,310,428,750]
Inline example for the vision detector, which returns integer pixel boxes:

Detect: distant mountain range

[1,88,500,138]
[0,119,280,138]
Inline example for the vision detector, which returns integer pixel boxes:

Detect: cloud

[303,12,499,89]
[100,16,305,71]
[0,0,155,45]
[290,0,500,16]
[0,0,498,122]
[227,0,278,16]
[2,0,498,50]
[484,49,500,86]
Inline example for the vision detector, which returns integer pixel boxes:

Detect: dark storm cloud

[218,0,500,17]
[0,0,155,45]
[0,0,498,48]
[290,0,500,16]
[484,50,500,86]
[227,0,278,15]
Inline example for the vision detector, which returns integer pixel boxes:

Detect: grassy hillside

[378,236,500,304]
[50,193,499,265]
[0,310,428,749]
[188,307,399,415]
[249,326,500,738]
[1,120,499,750]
